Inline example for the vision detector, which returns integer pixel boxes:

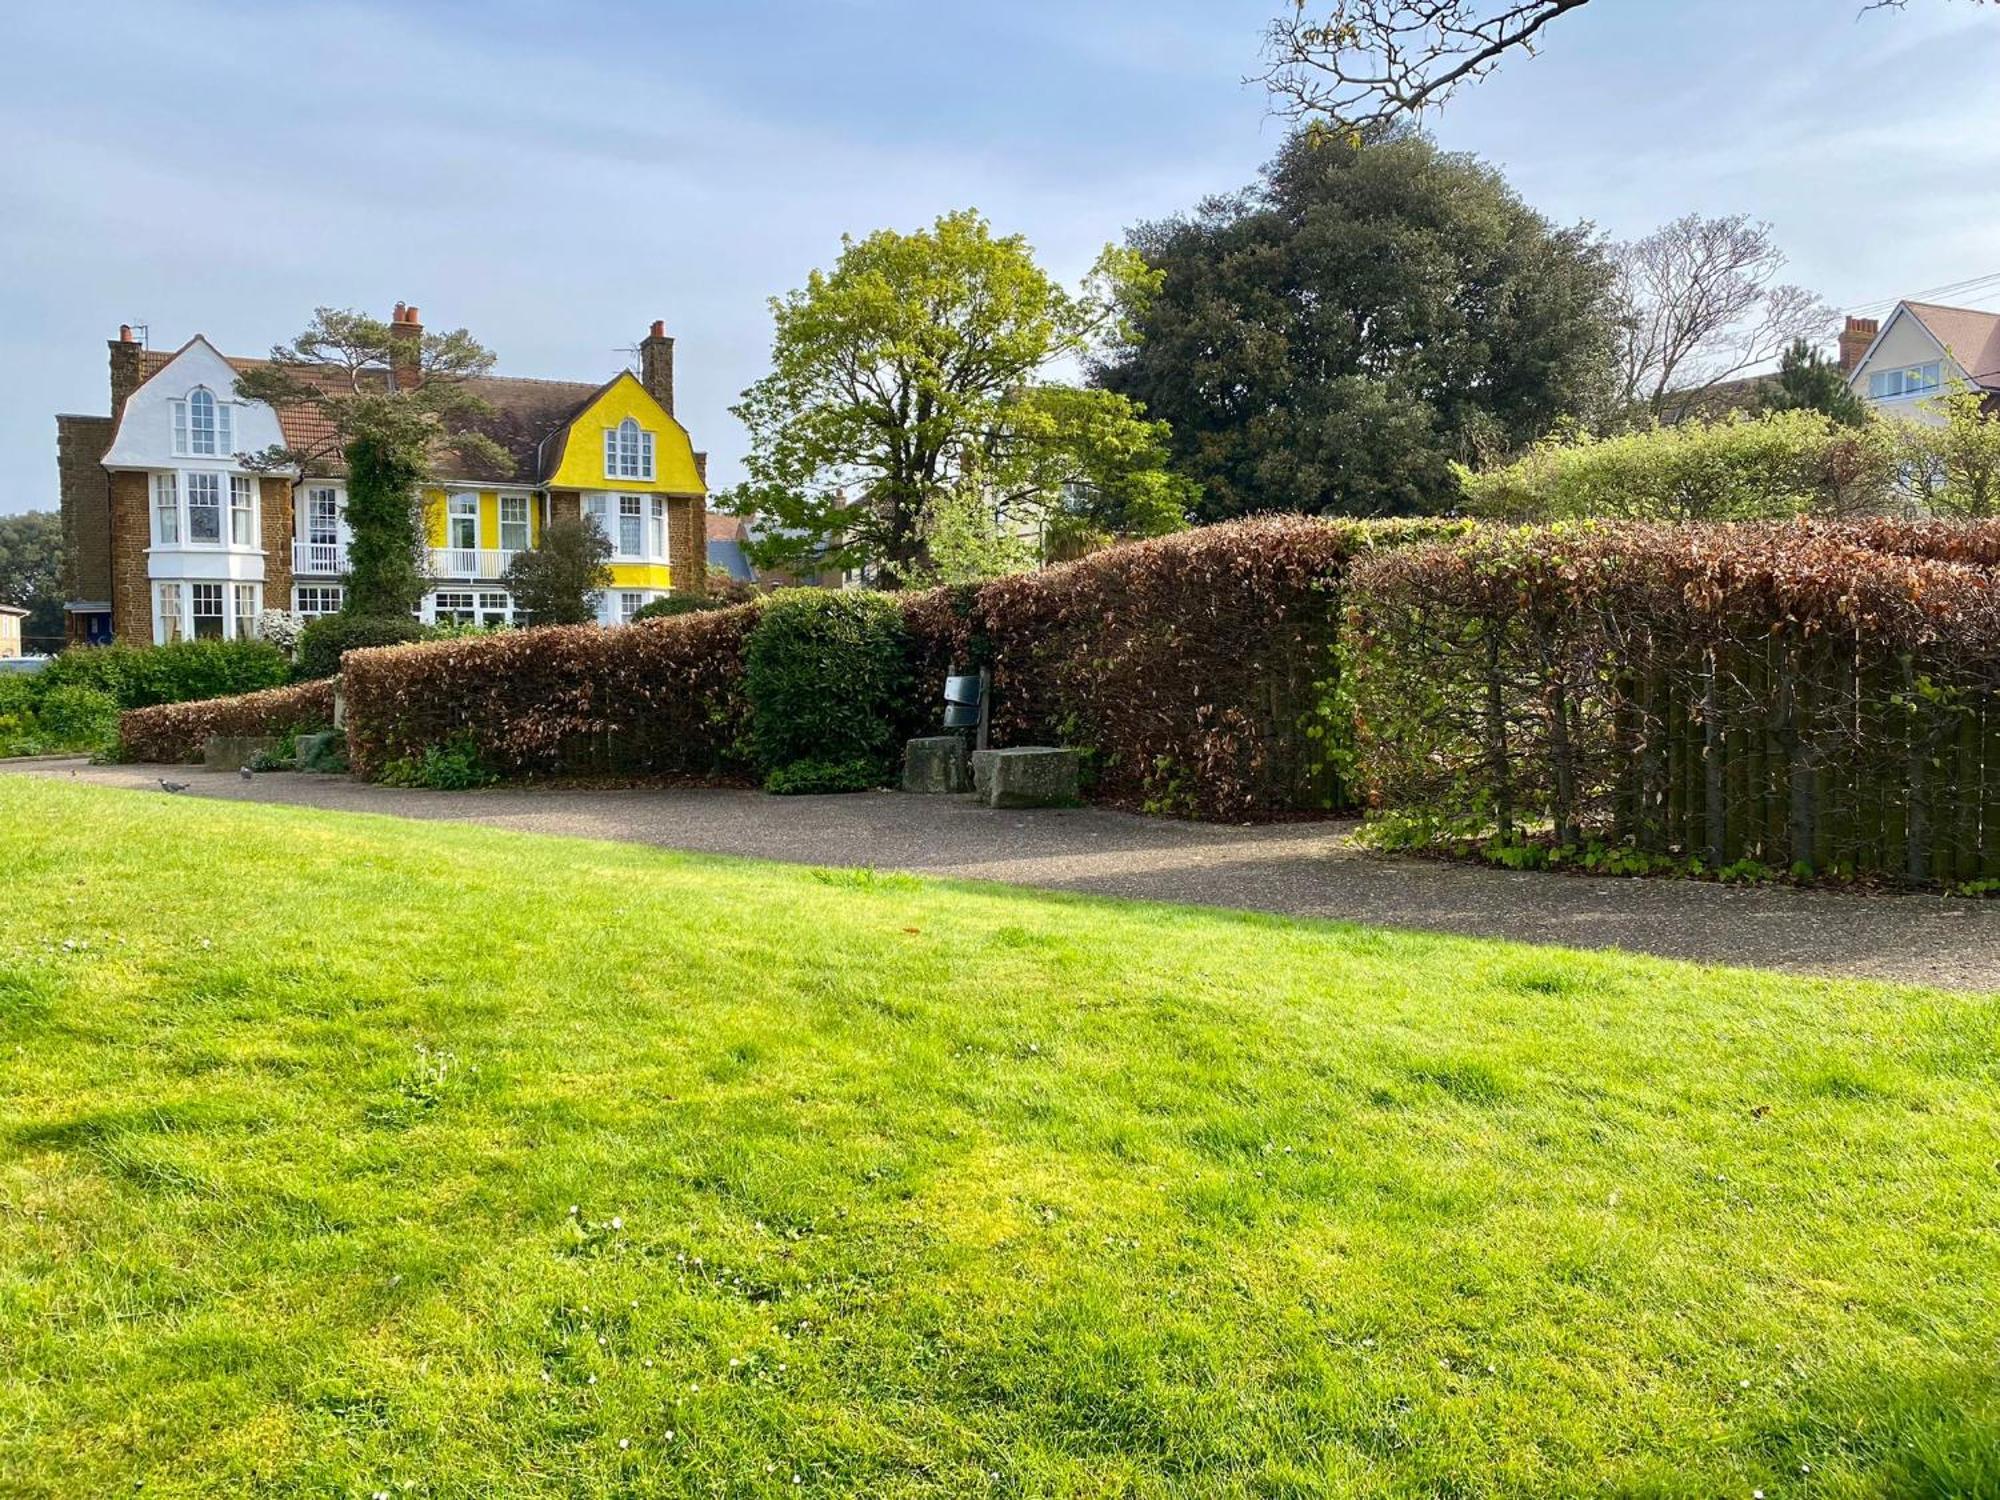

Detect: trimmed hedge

[118,679,339,764]
[38,638,290,709]
[1345,520,2000,885]
[340,609,758,780]
[294,614,434,681]
[902,516,1468,818]
[743,590,911,787]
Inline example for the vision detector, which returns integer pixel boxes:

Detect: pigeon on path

[158,779,190,794]
[239,766,255,781]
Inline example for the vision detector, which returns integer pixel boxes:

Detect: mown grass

[1,777,1996,1498]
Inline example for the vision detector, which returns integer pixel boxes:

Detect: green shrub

[38,639,290,709]
[1455,411,1895,523]
[35,685,119,746]
[377,733,497,791]
[294,614,434,681]
[0,675,37,720]
[762,757,884,795]
[742,590,911,782]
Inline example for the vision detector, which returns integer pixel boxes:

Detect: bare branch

[1255,0,1593,129]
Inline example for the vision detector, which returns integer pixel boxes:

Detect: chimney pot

[651,319,665,338]
[118,324,133,343]
[405,305,420,326]
[393,301,406,322]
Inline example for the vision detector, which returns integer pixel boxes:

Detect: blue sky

[5,0,1999,516]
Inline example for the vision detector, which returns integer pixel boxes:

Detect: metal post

[977,665,991,753]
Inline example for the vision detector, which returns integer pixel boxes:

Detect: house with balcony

[55,307,709,645]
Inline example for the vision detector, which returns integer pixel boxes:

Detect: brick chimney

[1839,316,1879,374]
[109,325,143,421]
[388,302,423,391]
[640,319,674,416]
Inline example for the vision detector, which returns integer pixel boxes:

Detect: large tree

[1093,128,1618,519]
[727,211,1194,587]
[236,308,506,617]
[1613,214,1832,424]
[0,510,64,651]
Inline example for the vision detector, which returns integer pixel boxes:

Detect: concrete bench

[971,747,1082,809]
[901,735,971,794]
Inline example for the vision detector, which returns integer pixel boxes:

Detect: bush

[38,638,290,709]
[294,613,434,681]
[762,757,883,795]
[339,608,758,780]
[35,685,119,746]
[118,680,339,764]
[743,590,910,784]
[378,733,496,790]
[1345,519,2000,885]
[631,590,750,621]
[1456,411,1896,523]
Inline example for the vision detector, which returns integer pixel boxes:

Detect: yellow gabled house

[415,320,710,627]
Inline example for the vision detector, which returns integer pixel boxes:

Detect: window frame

[294,585,344,617]
[233,583,259,639]
[306,487,341,547]
[648,496,667,561]
[153,472,179,545]
[619,590,644,624]
[155,582,184,644]
[499,495,530,552]
[189,582,226,640]
[617,494,644,558]
[230,475,257,547]
[184,472,223,545]
[446,492,479,551]
[605,418,655,481]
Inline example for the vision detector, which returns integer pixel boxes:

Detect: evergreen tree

[1756,338,1870,428]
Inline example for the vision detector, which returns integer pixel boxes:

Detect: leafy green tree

[1094,129,1619,519]
[502,516,613,625]
[236,308,507,617]
[728,210,1193,588]
[1900,392,2000,518]
[0,510,65,650]
[1756,338,1870,427]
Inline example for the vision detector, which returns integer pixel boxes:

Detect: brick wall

[547,490,581,527]
[56,416,113,626]
[108,470,152,643]
[260,477,293,612]
[670,493,707,596]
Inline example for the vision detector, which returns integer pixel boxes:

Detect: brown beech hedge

[340,605,758,780]
[118,679,337,764]
[1346,519,2000,884]
[903,516,1466,818]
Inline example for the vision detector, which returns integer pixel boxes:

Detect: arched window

[173,387,233,456]
[604,417,655,480]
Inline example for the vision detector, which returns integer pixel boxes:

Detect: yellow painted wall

[425,489,539,549]
[546,373,706,495]
[608,563,674,589]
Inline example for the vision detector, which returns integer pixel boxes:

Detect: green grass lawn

[1,779,1996,1498]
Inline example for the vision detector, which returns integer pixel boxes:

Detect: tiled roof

[1902,302,2000,390]
[705,510,746,542]
[139,346,605,481]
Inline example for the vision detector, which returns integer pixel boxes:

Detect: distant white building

[1841,302,2000,424]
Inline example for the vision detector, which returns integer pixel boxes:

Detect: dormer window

[172,387,233,457]
[605,417,654,480]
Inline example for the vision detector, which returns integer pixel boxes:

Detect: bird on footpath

[239,766,255,781]
[158,779,190,794]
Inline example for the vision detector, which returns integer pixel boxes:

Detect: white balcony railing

[293,541,348,576]
[429,547,520,581]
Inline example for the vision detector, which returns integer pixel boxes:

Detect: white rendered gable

[102,336,288,471]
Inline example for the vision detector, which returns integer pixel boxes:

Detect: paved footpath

[10,758,1999,991]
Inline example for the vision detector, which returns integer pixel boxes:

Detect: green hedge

[294,614,435,681]
[36,639,290,709]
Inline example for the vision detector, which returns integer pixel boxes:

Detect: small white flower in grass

[665,1430,674,1442]
[569,1205,579,1216]
[643,1359,654,1369]
[618,1438,630,1451]
[612,1216,623,1230]
[588,1374,597,1385]
[1739,1379,1750,1389]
